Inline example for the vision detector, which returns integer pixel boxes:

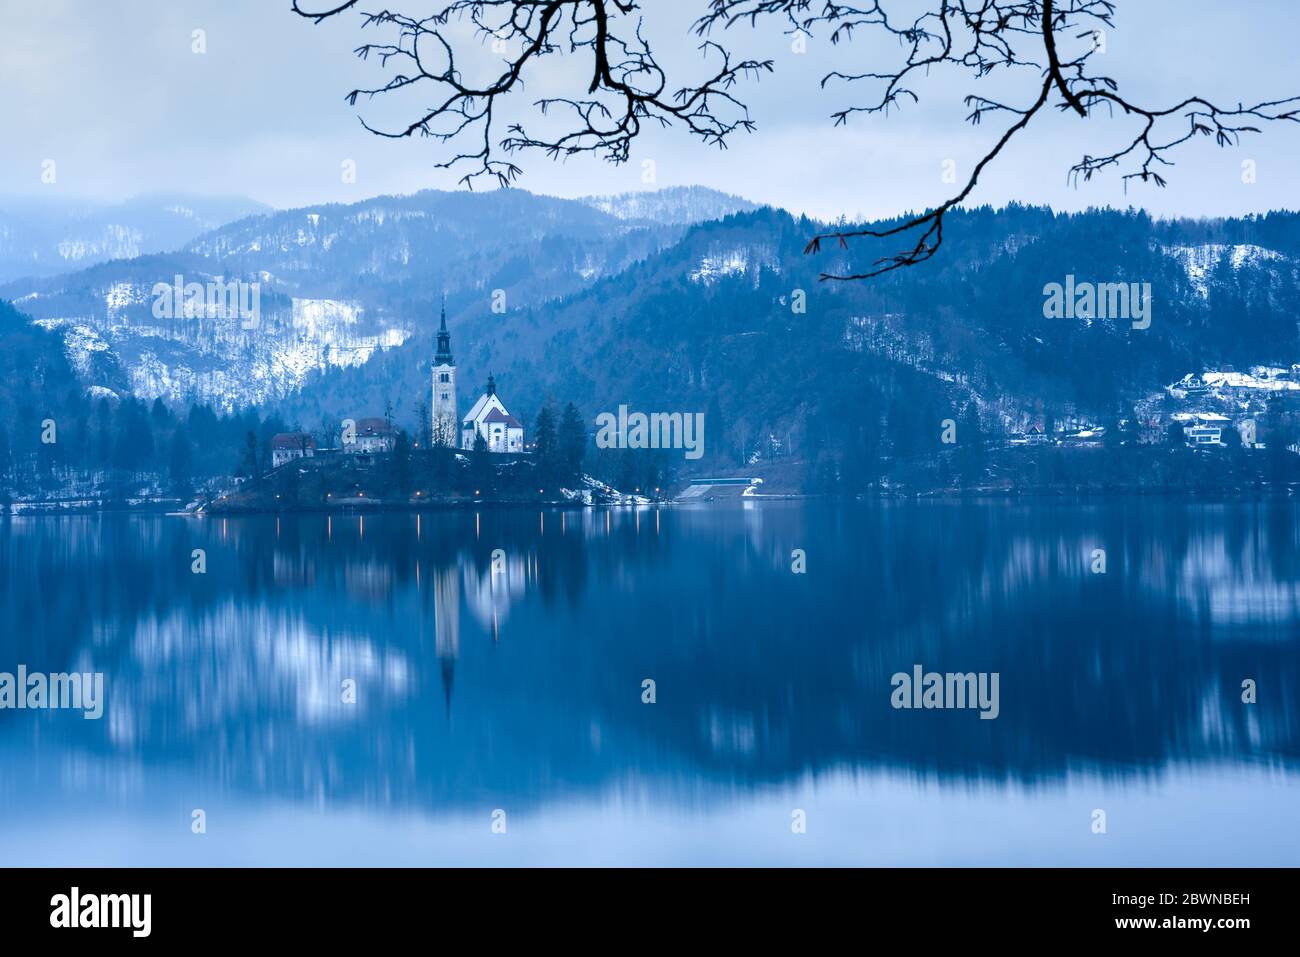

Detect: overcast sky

[2,0,1298,221]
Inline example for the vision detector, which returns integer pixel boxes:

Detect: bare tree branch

[294,1,1300,279]
[292,1,773,189]
[698,0,1298,278]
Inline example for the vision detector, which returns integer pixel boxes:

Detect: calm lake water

[1,500,1297,866]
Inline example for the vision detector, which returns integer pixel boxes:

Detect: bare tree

[291,0,771,187]
[293,1,1300,280]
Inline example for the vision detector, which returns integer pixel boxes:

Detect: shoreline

[3,483,1298,517]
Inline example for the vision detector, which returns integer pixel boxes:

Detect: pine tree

[113,400,153,473]
[392,429,412,493]
[958,402,985,484]
[238,430,259,477]
[169,429,194,498]
[614,448,639,495]
[151,397,170,430]
[471,431,492,495]
[533,402,558,485]
[415,401,432,449]
[558,402,585,486]
[95,398,113,468]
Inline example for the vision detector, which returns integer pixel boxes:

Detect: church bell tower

[431,298,457,447]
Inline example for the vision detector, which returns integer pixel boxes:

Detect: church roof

[483,408,523,428]
[354,417,395,436]
[462,393,494,424]
[463,390,509,424]
[271,432,315,450]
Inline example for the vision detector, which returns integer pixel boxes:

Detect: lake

[1,500,1297,865]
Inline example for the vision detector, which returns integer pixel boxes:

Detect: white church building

[462,374,525,452]
[430,304,525,453]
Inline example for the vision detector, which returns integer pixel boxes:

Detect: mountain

[0,189,685,413]
[0,193,271,284]
[6,187,1300,488]
[576,186,759,225]
[394,203,1300,450]
[183,188,678,300]
[0,296,89,425]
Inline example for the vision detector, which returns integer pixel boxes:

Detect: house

[1009,424,1051,446]
[461,375,525,452]
[1186,423,1224,446]
[270,433,316,468]
[1136,414,1167,445]
[343,417,396,455]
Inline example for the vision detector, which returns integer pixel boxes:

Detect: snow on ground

[1169,367,1300,394]
[33,292,409,412]
[32,318,111,378]
[689,244,778,285]
[1164,243,1289,299]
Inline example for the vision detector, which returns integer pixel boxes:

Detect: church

[430,304,526,453]
[461,374,525,452]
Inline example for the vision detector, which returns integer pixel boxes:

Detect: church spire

[434,295,453,365]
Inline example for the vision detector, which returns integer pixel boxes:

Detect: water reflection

[0,501,1297,863]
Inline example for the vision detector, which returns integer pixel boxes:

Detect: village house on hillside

[1171,412,1231,447]
[343,418,396,455]
[1008,424,1051,446]
[270,432,315,468]
[1158,366,1300,449]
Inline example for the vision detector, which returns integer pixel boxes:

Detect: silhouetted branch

[295,1,1300,279]
[698,0,1299,278]
[292,0,773,189]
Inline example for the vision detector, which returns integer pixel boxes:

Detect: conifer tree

[558,402,586,486]
[533,402,558,485]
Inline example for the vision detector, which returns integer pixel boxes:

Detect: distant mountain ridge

[256,203,1300,467]
[182,188,677,298]
[0,192,271,284]
[5,188,1300,477]
[576,186,759,225]
[0,189,688,412]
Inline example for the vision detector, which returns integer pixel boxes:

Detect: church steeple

[431,295,458,448]
[434,296,453,365]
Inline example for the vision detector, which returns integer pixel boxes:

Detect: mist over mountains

[0,193,272,285]
[3,185,1300,477]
